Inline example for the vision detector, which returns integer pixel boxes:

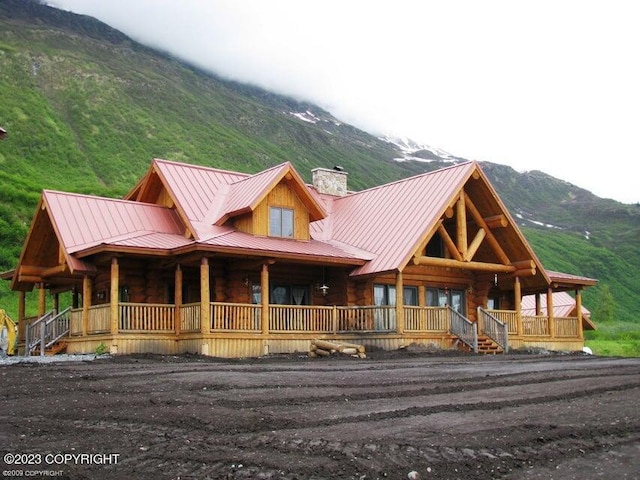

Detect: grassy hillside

[0,1,638,339]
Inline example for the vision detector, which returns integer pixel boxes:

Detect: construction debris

[309,339,366,359]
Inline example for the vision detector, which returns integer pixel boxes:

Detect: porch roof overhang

[72,229,371,268]
[547,270,598,290]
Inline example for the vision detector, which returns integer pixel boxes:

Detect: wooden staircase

[31,341,67,356]
[476,335,504,355]
[456,335,504,355]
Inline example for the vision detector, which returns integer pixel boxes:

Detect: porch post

[514,276,522,336]
[72,288,79,309]
[110,257,119,335]
[575,288,583,339]
[535,293,541,316]
[37,283,46,317]
[547,288,555,337]
[175,264,182,336]
[82,275,92,337]
[261,263,269,335]
[395,270,404,334]
[53,293,59,314]
[200,257,210,335]
[17,291,25,344]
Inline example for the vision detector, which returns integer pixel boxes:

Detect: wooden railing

[555,316,579,337]
[449,307,477,353]
[88,305,110,334]
[180,303,201,332]
[59,302,581,340]
[522,315,550,336]
[70,309,83,336]
[336,305,395,332]
[404,306,449,332]
[119,303,174,332]
[486,309,518,334]
[478,307,509,352]
[269,305,334,332]
[212,302,261,331]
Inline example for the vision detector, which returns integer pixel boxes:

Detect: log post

[535,293,541,316]
[110,257,119,335]
[82,276,92,337]
[547,288,555,337]
[200,257,210,335]
[72,288,79,309]
[514,276,522,336]
[395,270,404,334]
[37,283,46,317]
[175,264,182,336]
[261,263,269,335]
[52,293,59,314]
[17,291,25,344]
[456,192,467,257]
[575,288,583,339]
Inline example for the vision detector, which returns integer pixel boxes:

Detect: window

[252,284,309,305]
[269,207,294,238]
[487,296,500,310]
[373,284,418,306]
[426,288,466,315]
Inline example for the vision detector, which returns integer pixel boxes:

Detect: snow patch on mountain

[379,135,456,163]
[288,110,342,126]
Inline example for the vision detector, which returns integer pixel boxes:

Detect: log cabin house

[4,159,597,356]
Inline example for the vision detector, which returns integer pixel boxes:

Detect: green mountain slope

[0,0,638,326]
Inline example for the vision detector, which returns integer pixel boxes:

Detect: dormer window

[269,207,294,238]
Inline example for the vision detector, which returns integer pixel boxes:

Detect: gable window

[269,207,294,238]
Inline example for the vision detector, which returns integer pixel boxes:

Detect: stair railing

[478,307,509,353]
[25,307,71,356]
[449,307,478,353]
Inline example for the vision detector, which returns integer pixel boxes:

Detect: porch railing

[478,307,509,352]
[336,305,395,332]
[449,307,478,353]
[269,305,334,332]
[180,303,201,332]
[404,306,449,332]
[88,305,111,333]
[213,302,261,331]
[555,316,580,337]
[486,309,518,334]
[119,303,174,332]
[522,315,550,336]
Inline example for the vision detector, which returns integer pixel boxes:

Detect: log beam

[413,256,516,273]
[464,228,486,262]
[456,192,467,257]
[437,223,462,261]
[485,214,508,229]
[464,196,511,265]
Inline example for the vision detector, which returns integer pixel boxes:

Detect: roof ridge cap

[153,158,251,177]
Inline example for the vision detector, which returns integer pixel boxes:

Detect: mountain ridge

[0,0,638,323]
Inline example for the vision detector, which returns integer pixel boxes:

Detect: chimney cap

[333,165,344,171]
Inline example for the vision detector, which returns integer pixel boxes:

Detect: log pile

[309,339,366,359]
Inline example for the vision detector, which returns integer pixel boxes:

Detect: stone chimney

[311,166,348,197]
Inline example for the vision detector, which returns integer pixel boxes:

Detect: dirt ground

[1,350,639,480]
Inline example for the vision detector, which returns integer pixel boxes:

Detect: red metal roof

[43,190,185,254]
[318,162,477,275]
[201,230,370,264]
[547,270,598,286]
[152,158,247,225]
[218,163,292,222]
[522,291,591,317]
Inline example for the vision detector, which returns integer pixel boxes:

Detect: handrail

[448,307,477,353]
[478,307,509,353]
[26,307,71,356]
